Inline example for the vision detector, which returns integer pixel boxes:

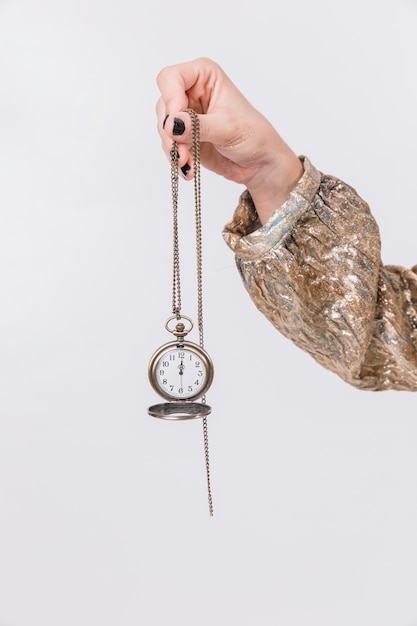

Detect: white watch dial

[155,347,207,400]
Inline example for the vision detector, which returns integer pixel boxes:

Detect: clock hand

[178,361,184,392]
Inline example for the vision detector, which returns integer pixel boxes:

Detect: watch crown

[173,322,188,338]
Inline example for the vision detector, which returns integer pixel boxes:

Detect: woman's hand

[156,57,303,224]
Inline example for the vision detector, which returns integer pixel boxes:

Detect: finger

[161,109,248,154]
[156,97,194,173]
[156,57,219,115]
[156,98,192,168]
[157,106,249,181]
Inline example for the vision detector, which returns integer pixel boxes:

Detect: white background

[1,1,417,624]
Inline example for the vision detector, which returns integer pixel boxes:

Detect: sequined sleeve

[223,157,417,391]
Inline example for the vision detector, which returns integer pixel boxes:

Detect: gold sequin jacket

[223,157,417,391]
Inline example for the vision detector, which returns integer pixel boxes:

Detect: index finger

[156,57,221,115]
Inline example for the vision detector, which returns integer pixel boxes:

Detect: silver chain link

[170,110,213,517]
[170,143,181,318]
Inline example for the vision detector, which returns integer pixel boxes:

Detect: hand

[156,57,303,224]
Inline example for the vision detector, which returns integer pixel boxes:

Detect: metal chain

[187,110,213,517]
[170,109,213,517]
[170,143,181,318]
[187,110,204,348]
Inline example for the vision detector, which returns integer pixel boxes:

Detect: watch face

[149,342,213,401]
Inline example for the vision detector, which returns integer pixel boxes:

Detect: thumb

[162,109,242,150]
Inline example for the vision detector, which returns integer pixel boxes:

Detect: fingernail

[173,118,185,135]
[162,114,169,129]
[181,163,191,177]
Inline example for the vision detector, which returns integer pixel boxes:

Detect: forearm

[223,157,417,391]
[243,126,304,225]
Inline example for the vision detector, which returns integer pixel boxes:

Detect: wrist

[247,152,304,225]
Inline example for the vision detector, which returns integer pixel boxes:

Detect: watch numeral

[162,361,169,367]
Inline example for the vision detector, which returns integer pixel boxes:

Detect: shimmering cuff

[223,156,322,260]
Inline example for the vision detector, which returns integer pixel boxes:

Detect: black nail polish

[181,163,191,177]
[162,114,169,129]
[173,118,185,135]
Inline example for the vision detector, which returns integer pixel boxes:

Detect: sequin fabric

[223,157,417,391]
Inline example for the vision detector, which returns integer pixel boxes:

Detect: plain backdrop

[1,1,417,625]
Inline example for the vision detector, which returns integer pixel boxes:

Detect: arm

[156,58,417,391]
[224,157,417,391]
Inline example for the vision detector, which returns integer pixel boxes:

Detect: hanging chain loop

[170,109,213,517]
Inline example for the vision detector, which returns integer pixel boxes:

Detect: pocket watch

[148,316,214,420]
